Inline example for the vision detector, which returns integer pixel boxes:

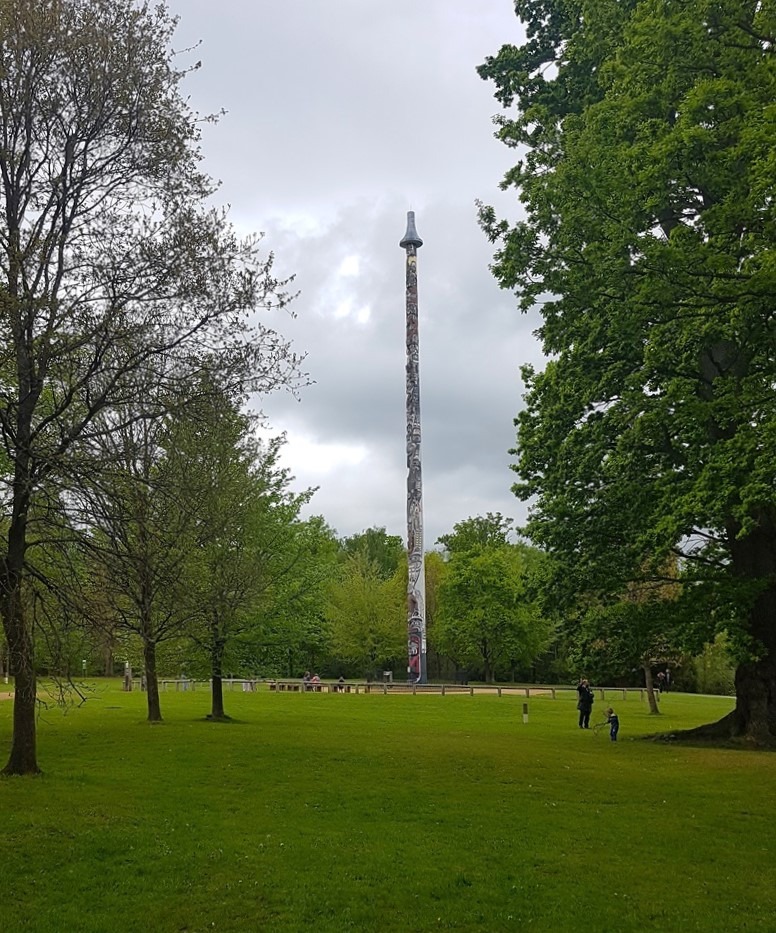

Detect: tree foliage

[174,392,314,720]
[480,0,776,742]
[436,540,555,683]
[437,512,514,554]
[326,552,406,677]
[0,0,299,773]
[339,527,405,579]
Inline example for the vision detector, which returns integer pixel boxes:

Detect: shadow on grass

[201,714,245,724]
[643,710,776,750]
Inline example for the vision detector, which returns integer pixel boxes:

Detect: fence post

[441,683,446,696]
[551,688,556,699]
[522,702,529,724]
[497,687,502,698]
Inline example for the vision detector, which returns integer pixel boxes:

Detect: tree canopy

[479,0,776,742]
[436,541,555,683]
[0,0,299,774]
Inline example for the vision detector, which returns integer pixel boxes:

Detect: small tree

[180,407,314,720]
[78,406,207,722]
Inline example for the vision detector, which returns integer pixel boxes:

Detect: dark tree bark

[2,453,40,774]
[726,520,776,744]
[142,641,162,724]
[209,639,228,721]
[2,604,39,775]
[642,664,660,715]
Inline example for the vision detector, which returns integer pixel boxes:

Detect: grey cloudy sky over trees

[166,0,540,545]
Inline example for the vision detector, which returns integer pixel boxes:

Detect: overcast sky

[165,0,542,547]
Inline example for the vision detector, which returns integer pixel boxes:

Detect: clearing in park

[2,683,774,932]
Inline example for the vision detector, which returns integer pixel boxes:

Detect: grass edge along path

[1,685,774,932]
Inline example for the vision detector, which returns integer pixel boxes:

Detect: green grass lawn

[1,683,773,932]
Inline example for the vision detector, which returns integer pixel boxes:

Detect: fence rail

[115,677,662,701]
[266,680,659,700]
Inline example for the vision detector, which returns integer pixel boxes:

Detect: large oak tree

[479,0,776,742]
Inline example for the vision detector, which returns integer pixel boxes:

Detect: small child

[606,707,620,742]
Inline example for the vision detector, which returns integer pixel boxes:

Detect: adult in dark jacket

[576,678,594,728]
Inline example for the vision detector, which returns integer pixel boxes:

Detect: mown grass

[1,683,773,932]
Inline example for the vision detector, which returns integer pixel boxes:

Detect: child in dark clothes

[605,707,620,741]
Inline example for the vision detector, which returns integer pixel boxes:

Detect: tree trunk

[725,578,776,744]
[728,519,776,743]
[209,639,228,720]
[670,523,776,746]
[1,502,40,774]
[1,609,39,775]
[643,664,660,715]
[143,640,163,723]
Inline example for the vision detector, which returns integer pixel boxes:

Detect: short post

[441,683,446,696]
[522,702,529,724]
[551,688,556,699]
[469,685,474,696]
[525,687,530,698]
[497,687,502,698]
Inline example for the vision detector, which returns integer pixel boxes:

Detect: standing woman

[576,678,595,729]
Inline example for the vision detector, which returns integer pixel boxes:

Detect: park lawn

[0,684,773,932]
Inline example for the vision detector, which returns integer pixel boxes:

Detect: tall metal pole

[400,211,427,684]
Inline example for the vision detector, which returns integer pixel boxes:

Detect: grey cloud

[164,0,537,544]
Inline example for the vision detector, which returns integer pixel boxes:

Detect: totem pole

[400,211,427,684]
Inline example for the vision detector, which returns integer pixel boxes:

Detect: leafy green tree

[0,1,299,773]
[690,632,736,697]
[254,515,340,678]
[423,549,450,681]
[78,406,207,722]
[480,0,776,742]
[326,552,406,677]
[436,544,555,683]
[182,418,316,718]
[437,513,514,554]
[339,527,405,579]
